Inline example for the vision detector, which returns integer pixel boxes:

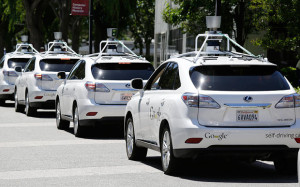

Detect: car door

[147,62,181,143]
[18,57,35,101]
[137,63,169,143]
[61,60,85,117]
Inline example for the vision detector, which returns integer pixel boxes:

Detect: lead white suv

[14,41,80,116]
[55,39,154,137]
[0,43,38,105]
[125,32,300,175]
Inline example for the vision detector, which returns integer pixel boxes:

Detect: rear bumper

[29,90,56,109]
[173,146,299,159]
[170,117,300,154]
[80,117,124,126]
[77,98,126,121]
[0,84,15,96]
[30,100,55,109]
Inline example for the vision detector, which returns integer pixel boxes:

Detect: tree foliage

[129,0,155,60]
[249,0,300,57]
[93,0,136,53]
[162,0,255,50]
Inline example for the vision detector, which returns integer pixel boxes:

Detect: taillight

[182,93,220,108]
[294,94,300,107]
[34,74,53,81]
[199,95,220,108]
[275,94,300,108]
[85,82,110,92]
[95,83,110,92]
[85,82,96,91]
[182,93,199,107]
[3,71,18,77]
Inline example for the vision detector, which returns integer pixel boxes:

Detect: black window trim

[24,57,36,72]
[67,60,85,80]
[144,62,169,91]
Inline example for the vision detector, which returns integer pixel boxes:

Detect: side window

[24,58,36,72]
[68,61,85,80]
[158,62,181,90]
[0,57,4,69]
[145,63,168,90]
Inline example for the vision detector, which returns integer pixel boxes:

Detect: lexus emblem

[243,96,253,102]
[125,84,131,88]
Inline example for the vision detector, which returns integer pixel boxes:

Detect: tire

[25,92,36,116]
[125,117,147,160]
[161,127,177,175]
[56,100,70,130]
[274,153,297,175]
[73,106,85,137]
[15,90,24,112]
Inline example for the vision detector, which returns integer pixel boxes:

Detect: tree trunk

[234,0,246,52]
[145,39,151,60]
[71,18,81,53]
[59,0,71,42]
[23,0,46,50]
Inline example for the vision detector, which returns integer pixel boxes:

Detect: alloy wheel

[162,131,171,170]
[126,121,134,157]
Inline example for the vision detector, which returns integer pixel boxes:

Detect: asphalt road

[0,101,298,187]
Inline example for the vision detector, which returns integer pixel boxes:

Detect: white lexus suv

[0,40,38,105]
[125,30,300,175]
[14,36,80,116]
[55,38,154,137]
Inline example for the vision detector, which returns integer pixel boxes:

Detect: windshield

[8,58,30,69]
[39,59,79,72]
[92,63,154,80]
[190,65,290,91]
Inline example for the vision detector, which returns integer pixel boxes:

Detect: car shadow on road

[63,122,124,140]
[0,102,14,108]
[33,110,56,118]
[141,157,297,183]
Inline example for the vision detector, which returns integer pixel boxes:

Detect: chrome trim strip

[112,89,138,92]
[136,139,160,152]
[224,103,272,108]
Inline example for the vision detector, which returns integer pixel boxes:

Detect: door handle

[146,98,150,105]
[161,99,165,106]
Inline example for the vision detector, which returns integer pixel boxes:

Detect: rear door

[38,58,78,91]
[190,65,295,127]
[91,63,154,105]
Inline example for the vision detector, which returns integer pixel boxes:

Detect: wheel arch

[72,100,77,117]
[124,111,133,138]
[159,119,170,148]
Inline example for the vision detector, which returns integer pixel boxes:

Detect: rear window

[39,59,79,72]
[190,65,290,91]
[8,58,30,69]
[91,63,155,80]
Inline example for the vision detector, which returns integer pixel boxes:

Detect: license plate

[121,93,133,101]
[44,93,55,97]
[236,110,258,122]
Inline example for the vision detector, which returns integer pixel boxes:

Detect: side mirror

[57,71,66,79]
[131,78,143,89]
[14,66,22,73]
